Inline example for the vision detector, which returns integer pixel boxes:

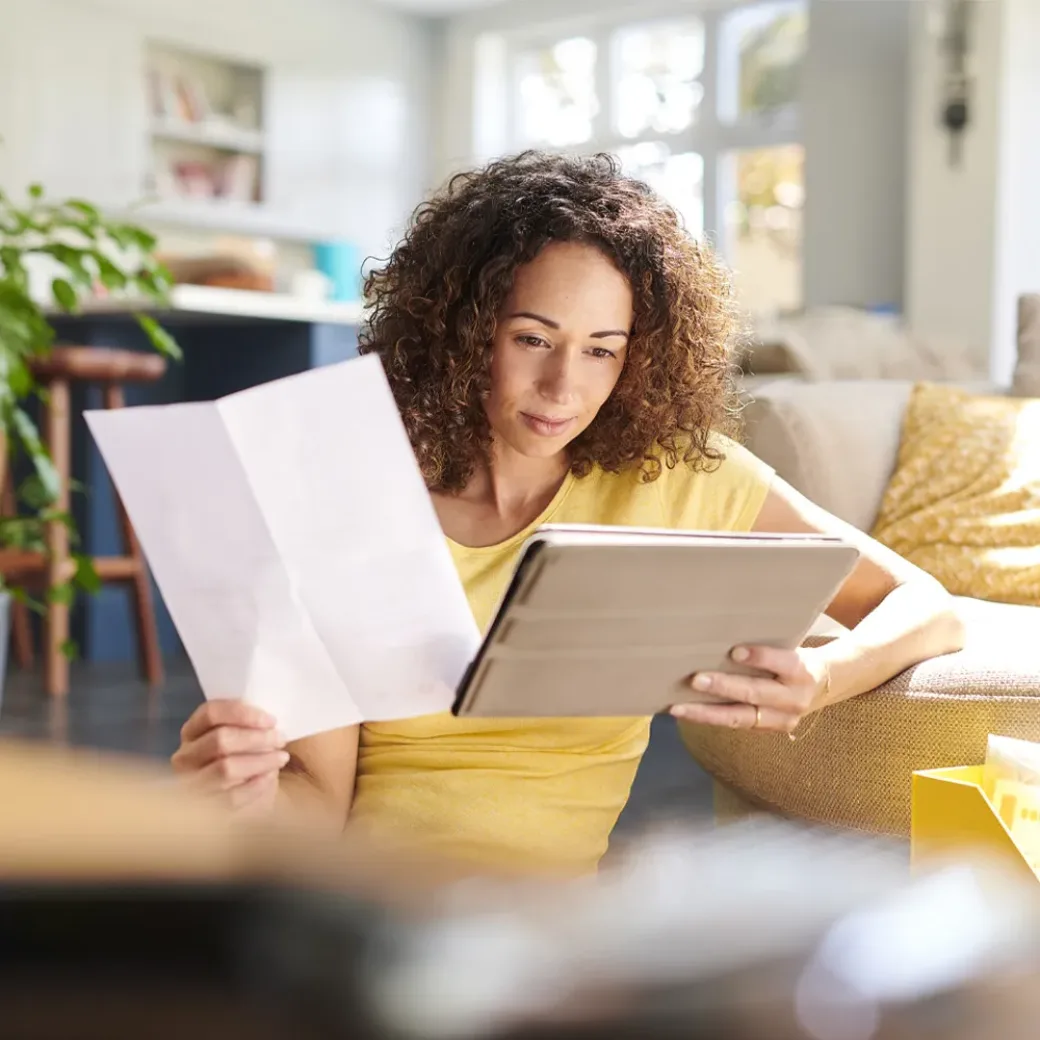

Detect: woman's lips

[520,412,576,437]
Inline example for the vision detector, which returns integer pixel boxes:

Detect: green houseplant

[0,182,179,674]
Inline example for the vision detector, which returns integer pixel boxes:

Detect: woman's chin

[499,427,577,460]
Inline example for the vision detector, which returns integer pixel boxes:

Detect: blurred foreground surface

[2,740,1040,1040]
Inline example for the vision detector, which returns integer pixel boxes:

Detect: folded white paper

[85,354,481,741]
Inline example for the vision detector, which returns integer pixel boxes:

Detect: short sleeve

[655,433,775,533]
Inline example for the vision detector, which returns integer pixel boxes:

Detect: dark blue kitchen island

[47,285,362,666]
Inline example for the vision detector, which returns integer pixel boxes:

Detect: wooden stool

[0,346,167,696]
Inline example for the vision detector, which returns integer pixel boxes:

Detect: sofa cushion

[871,383,1040,607]
[1015,294,1040,397]
[742,380,916,531]
[679,597,1040,837]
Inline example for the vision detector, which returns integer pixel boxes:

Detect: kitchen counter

[64,284,365,326]
[47,287,363,668]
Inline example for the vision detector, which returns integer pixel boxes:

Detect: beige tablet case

[453,525,860,718]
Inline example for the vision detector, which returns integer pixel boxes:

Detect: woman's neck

[466,442,570,519]
[432,443,570,548]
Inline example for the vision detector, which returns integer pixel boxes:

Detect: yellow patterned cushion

[871,383,1040,606]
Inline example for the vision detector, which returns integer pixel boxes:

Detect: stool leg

[11,600,34,670]
[0,474,35,669]
[103,384,163,686]
[44,378,71,697]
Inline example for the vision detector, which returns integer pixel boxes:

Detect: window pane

[723,144,804,315]
[515,37,598,147]
[613,20,705,139]
[617,142,704,239]
[721,1,807,119]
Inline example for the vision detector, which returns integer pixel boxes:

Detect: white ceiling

[372,0,505,15]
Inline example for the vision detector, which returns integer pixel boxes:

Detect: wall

[0,0,438,262]
[905,0,1003,374]
[433,0,912,313]
[994,0,1040,382]
[906,0,1040,382]
[802,0,911,311]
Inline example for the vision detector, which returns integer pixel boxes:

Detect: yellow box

[912,766,1038,884]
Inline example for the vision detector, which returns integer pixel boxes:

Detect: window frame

[497,1,805,270]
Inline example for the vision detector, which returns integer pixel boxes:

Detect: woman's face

[485,241,633,461]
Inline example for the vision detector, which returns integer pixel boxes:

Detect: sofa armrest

[679,598,1040,837]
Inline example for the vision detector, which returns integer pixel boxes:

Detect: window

[723,143,804,315]
[616,142,705,240]
[613,20,705,139]
[500,2,808,317]
[515,36,599,148]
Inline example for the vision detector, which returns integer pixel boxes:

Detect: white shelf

[63,285,365,326]
[111,198,330,244]
[150,117,265,154]
[167,284,363,325]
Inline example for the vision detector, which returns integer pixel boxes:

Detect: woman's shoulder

[569,432,774,533]
[656,431,774,532]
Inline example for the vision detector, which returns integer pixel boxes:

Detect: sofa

[679,376,1040,837]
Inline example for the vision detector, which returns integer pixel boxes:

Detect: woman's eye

[517,335,549,348]
[588,346,618,360]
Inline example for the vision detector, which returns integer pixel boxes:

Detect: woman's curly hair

[358,150,745,493]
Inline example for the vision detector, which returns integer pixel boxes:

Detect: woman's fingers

[729,645,805,681]
[671,700,799,735]
[171,700,288,817]
[180,699,276,744]
[184,723,286,769]
[686,646,817,715]
[687,670,801,712]
[190,750,290,791]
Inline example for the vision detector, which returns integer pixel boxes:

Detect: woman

[173,152,963,875]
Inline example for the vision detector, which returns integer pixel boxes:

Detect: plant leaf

[60,638,80,660]
[28,183,44,200]
[18,474,54,512]
[39,244,93,289]
[51,277,78,312]
[126,225,158,251]
[65,199,100,223]
[11,409,61,503]
[8,359,32,398]
[135,314,181,360]
[0,516,45,551]
[11,586,47,617]
[47,583,75,606]
[0,246,28,291]
[94,253,128,291]
[0,304,35,344]
[133,268,167,300]
[153,261,174,291]
[73,553,101,595]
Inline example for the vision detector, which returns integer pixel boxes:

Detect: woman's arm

[753,476,966,705]
[672,475,965,733]
[278,725,360,830]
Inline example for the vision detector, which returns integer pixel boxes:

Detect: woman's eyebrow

[508,311,630,340]
[508,311,560,329]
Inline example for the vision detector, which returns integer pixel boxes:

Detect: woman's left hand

[670,645,831,735]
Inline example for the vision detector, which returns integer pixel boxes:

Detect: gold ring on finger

[752,704,761,729]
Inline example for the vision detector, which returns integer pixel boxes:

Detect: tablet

[452,524,860,718]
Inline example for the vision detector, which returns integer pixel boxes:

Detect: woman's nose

[538,350,578,403]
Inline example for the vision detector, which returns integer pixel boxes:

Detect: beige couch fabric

[742,380,915,531]
[681,597,1040,837]
[1014,294,1040,397]
[749,307,983,382]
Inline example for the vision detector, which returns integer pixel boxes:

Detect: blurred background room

[0,0,1037,836]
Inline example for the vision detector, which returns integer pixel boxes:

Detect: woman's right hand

[171,700,289,814]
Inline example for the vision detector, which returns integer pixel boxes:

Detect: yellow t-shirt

[352,435,774,875]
